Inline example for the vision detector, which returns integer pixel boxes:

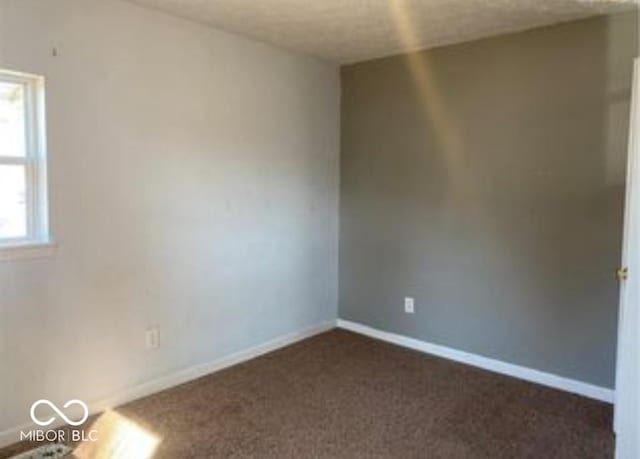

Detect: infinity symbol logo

[30,399,89,427]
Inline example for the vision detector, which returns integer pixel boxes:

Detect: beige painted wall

[0,0,340,438]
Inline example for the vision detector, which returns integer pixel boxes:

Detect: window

[0,69,51,259]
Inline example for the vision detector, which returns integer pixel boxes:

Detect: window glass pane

[0,81,26,158]
[0,165,27,239]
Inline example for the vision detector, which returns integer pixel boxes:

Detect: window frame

[0,69,52,260]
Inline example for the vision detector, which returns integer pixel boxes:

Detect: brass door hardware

[616,267,629,282]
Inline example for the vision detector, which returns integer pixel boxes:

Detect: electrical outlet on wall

[404,297,415,314]
[145,328,160,349]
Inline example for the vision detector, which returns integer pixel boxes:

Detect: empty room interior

[1,0,639,458]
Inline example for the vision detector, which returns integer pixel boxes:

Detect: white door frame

[615,57,640,459]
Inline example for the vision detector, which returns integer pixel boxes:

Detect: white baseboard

[2,319,612,449]
[0,320,335,449]
[337,319,614,404]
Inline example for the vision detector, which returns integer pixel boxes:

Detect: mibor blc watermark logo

[31,399,89,427]
[21,399,98,443]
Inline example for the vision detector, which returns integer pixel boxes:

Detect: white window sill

[0,241,57,262]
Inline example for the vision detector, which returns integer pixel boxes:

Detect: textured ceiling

[126,0,637,63]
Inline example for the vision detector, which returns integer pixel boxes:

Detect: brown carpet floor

[1,330,614,458]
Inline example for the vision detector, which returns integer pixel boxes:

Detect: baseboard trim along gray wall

[1,318,613,449]
[337,320,614,403]
[339,13,639,389]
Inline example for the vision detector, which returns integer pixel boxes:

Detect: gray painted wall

[340,13,638,388]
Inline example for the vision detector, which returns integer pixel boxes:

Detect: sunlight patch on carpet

[74,410,160,459]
